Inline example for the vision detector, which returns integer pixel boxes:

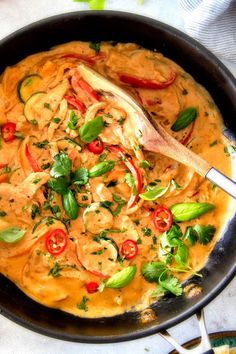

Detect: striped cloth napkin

[179,0,236,66]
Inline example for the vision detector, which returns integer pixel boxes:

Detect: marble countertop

[0,1,235,353]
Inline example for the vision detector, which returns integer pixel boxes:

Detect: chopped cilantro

[48,262,62,277]
[44,102,51,110]
[33,140,49,149]
[89,42,101,53]
[53,117,61,124]
[31,204,40,220]
[142,227,152,236]
[77,296,89,311]
[0,211,7,217]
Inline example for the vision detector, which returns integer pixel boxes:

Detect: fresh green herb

[133,219,140,225]
[14,131,24,139]
[62,190,79,220]
[50,152,72,178]
[99,152,107,162]
[117,116,125,125]
[48,177,70,195]
[31,204,40,220]
[171,179,182,190]
[124,172,137,195]
[136,237,142,244]
[89,42,101,53]
[2,166,11,173]
[41,162,51,170]
[0,211,7,217]
[140,183,169,201]
[158,273,182,296]
[89,160,115,178]
[204,111,209,116]
[33,140,49,149]
[224,145,236,158]
[171,107,198,132]
[174,243,188,265]
[141,262,167,283]
[82,195,88,201]
[77,296,89,311]
[51,205,61,218]
[79,116,104,143]
[182,88,188,95]
[170,202,215,222]
[53,117,61,124]
[152,236,157,245]
[0,227,26,243]
[67,110,79,130]
[134,144,142,151]
[209,140,218,147]
[184,224,215,245]
[72,167,89,186]
[44,102,51,110]
[91,248,106,255]
[112,194,126,216]
[142,227,152,236]
[105,265,136,288]
[48,262,62,277]
[32,178,41,184]
[100,200,113,208]
[139,160,150,169]
[30,119,38,125]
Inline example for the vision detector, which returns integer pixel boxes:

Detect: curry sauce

[0,41,233,318]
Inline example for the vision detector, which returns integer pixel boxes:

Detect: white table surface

[0,1,235,353]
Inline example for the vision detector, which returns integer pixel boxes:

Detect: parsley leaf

[159,274,182,296]
[50,152,72,178]
[141,262,167,283]
[77,296,89,311]
[48,177,70,195]
[184,224,216,245]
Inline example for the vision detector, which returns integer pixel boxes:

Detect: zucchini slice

[17,74,42,103]
[23,91,47,124]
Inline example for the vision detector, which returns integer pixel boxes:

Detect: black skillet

[0,11,235,344]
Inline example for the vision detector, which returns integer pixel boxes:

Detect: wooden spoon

[78,64,236,199]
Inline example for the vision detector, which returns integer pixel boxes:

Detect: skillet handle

[206,167,236,199]
[159,310,213,354]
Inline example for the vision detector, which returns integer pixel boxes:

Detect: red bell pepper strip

[25,144,41,172]
[1,122,16,142]
[119,71,177,90]
[64,95,85,114]
[62,52,106,64]
[105,145,142,208]
[180,121,195,146]
[72,72,100,103]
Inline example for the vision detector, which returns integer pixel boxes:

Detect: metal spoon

[78,64,236,199]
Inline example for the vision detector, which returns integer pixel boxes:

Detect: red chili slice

[105,145,142,209]
[64,95,85,114]
[45,229,68,256]
[120,239,138,260]
[87,139,104,154]
[152,206,173,232]
[119,71,177,90]
[1,122,16,142]
[25,144,41,172]
[86,281,99,294]
[72,74,100,103]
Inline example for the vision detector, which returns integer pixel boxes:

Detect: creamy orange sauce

[0,41,232,318]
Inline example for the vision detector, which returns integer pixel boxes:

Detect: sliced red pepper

[179,121,195,146]
[120,239,138,260]
[25,144,41,172]
[0,163,7,169]
[62,52,106,64]
[1,122,16,142]
[45,229,68,256]
[86,281,99,294]
[105,145,142,208]
[72,72,100,103]
[64,95,85,114]
[87,139,104,154]
[152,206,173,232]
[119,71,177,90]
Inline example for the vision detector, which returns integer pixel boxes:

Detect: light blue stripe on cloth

[179,0,236,64]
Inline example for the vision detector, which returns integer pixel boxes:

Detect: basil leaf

[174,243,188,265]
[170,202,215,222]
[105,265,136,288]
[72,167,89,186]
[171,107,197,132]
[0,227,26,243]
[79,116,104,143]
[184,224,216,245]
[141,262,167,283]
[89,160,115,178]
[140,183,169,201]
[48,177,70,195]
[50,152,71,178]
[62,190,79,220]
[159,274,182,296]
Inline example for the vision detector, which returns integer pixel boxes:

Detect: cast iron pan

[0,11,236,343]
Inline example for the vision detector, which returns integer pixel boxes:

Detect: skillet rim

[0,10,236,344]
